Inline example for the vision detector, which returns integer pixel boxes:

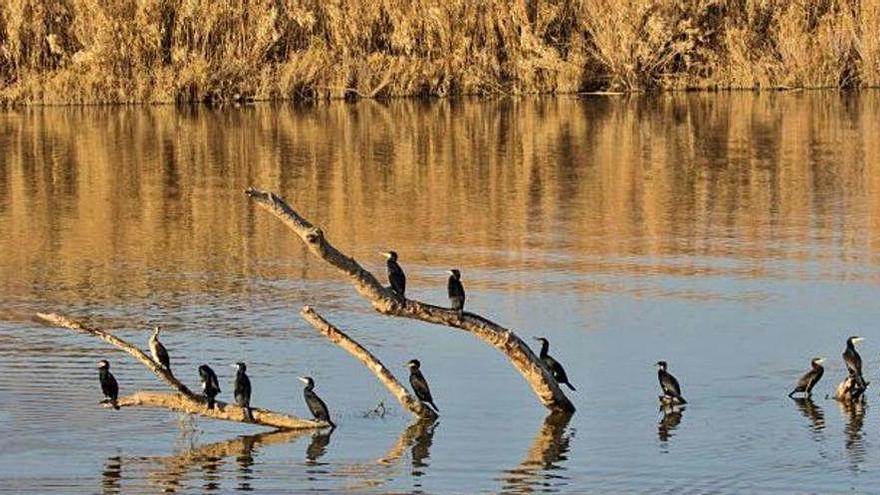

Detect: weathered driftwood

[36,312,328,430]
[834,376,867,402]
[246,188,575,413]
[300,306,437,420]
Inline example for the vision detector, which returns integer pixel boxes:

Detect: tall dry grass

[0,0,879,103]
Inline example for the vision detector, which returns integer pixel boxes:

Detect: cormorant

[406,359,439,412]
[199,364,221,409]
[788,357,825,398]
[149,326,171,372]
[381,251,406,298]
[447,269,465,313]
[233,362,254,422]
[97,359,120,410]
[298,376,334,427]
[656,361,686,404]
[843,336,867,389]
[533,337,576,391]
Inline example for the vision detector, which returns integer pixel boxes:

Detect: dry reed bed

[0,0,879,103]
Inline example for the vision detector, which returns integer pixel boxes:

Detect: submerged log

[36,312,328,430]
[246,188,575,413]
[300,306,437,420]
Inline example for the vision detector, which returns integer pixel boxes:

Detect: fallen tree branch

[36,312,327,430]
[245,188,575,413]
[300,306,436,420]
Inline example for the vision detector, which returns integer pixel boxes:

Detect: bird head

[233,362,246,372]
[97,359,110,369]
[380,251,398,261]
[848,336,864,345]
[656,361,668,370]
[532,336,548,344]
[406,359,421,370]
[812,357,826,365]
[447,269,461,279]
[152,325,162,337]
[298,376,314,387]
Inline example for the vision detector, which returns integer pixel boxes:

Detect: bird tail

[676,396,687,405]
[788,389,796,398]
[244,407,254,422]
[207,397,215,410]
[112,399,120,410]
[564,382,576,391]
[429,401,440,413]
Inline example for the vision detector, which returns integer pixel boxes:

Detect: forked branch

[35,312,328,430]
[246,188,575,413]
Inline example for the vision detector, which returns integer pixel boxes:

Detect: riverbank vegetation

[1,0,879,104]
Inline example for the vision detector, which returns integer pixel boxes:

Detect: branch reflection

[499,410,573,494]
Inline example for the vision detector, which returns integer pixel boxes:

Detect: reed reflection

[791,397,825,437]
[499,411,573,494]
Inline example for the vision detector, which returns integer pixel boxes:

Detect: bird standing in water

[843,336,867,390]
[97,360,120,410]
[199,364,221,409]
[656,361,686,405]
[298,376,334,427]
[407,359,439,413]
[381,251,406,298]
[447,269,465,314]
[788,357,825,398]
[533,337,576,391]
[234,362,254,422]
[149,326,171,373]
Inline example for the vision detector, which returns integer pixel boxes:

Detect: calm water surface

[2,94,880,493]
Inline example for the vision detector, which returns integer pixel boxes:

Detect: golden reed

[1,0,879,104]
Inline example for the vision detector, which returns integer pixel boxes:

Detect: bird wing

[660,371,682,397]
[410,371,434,403]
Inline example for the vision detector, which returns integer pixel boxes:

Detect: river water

[1,94,880,493]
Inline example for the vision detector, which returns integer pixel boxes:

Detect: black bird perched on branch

[233,362,254,422]
[97,359,120,410]
[447,269,465,313]
[533,337,576,391]
[149,326,171,373]
[199,364,221,409]
[407,359,439,413]
[789,357,825,398]
[843,336,867,390]
[298,376,334,427]
[656,361,686,405]
[381,251,406,297]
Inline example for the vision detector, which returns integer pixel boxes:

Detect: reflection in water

[657,407,684,445]
[838,399,867,472]
[142,429,309,493]
[235,435,255,492]
[101,455,122,495]
[306,430,333,465]
[791,397,825,438]
[500,411,573,494]
[410,419,437,476]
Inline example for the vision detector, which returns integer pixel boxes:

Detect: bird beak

[817,358,826,364]
[447,270,454,275]
[855,337,865,343]
[380,252,390,258]
[297,376,308,384]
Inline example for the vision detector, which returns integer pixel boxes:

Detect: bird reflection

[410,419,437,476]
[101,455,122,495]
[306,430,333,465]
[499,411,573,494]
[657,407,684,444]
[791,397,825,435]
[235,436,255,492]
[838,399,867,472]
[134,429,309,493]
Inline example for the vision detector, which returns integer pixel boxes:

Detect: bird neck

[539,340,548,358]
